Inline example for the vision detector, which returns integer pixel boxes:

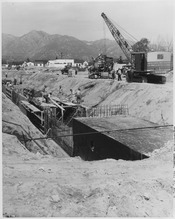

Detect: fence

[86,104,129,117]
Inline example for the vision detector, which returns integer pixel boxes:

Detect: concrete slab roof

[75,116,173,155]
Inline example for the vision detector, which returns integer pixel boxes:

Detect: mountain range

[2,30,126,62]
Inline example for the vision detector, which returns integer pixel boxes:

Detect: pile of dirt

[165,70,173,83]
[147,140,174,161]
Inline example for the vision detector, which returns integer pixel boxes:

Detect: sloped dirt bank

[2,93,68,157]
[3,69,172,125]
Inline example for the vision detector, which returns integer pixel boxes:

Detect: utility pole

[60,52,63,59]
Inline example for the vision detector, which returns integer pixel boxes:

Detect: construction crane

[101,12,166,84]
[101,12,132,64]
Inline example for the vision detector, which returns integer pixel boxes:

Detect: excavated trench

[2,70,173,161]
[3,88,173,162]
[2,92,69,158]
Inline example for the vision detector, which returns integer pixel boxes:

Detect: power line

[102,19,107,55]
[2,120,173,143]
[108,15,138,46]
[17,124,173,142]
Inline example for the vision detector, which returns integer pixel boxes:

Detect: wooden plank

[64,102,77,106]
[21,100,31,105]
[51,96,60,102]
[21,101,40,113]
[50,98,65,111]
[40,102,56,108]
[27,104,40,113]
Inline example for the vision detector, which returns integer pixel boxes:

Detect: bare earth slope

[2,93,68,157]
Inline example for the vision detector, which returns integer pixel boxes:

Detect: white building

[46,59,75,69]
[82,61,88,68]
[27,62,34,66]
[147,51,173,73]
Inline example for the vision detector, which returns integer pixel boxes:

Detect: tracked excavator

[101,12,166,84]
[88,54,114,79]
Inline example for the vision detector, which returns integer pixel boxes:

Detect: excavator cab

[128,52,148,82]
[131,52,147,72]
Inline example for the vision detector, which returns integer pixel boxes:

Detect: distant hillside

[2,30,126,62]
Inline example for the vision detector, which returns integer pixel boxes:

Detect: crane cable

[108,15,138,47]
[102,19,107,55]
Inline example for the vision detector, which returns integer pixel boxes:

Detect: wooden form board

[21,100,40,113]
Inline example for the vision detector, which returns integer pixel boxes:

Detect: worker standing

[42,85,47,101]
[13,77,17,85]
[59,85,63,96]
[117,68,122,81]
[76,88,81,104]
[19,76,22,84]
[69,89,75,102]
[111,69,116,80]
[126,67,133,82]
[48,92,52,99]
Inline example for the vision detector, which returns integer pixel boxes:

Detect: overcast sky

[1,0,174,43]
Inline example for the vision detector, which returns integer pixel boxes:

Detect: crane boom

[101,12,132,63]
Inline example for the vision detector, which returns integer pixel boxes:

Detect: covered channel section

[72,116,173,161]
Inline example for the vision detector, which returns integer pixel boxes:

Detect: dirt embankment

[2,93,68,157]
[2,68,173,125]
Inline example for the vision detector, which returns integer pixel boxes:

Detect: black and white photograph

[1,0,174,217]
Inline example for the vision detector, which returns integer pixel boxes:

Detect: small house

[27,62,34,67]
[82,61,89,68]
[74,59,84,68]
[46,59,75,69]
[34,60,48,67]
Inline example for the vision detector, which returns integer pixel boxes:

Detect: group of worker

[111,67,134,81]
[41,85,82,104]
[69,88,82,104]
[42,85,52,103]
[4,77,23,89]
[58,85,82,103]
[4,73,23,86]
[111,68,122,81]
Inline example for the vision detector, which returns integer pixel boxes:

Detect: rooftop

[75,116,173,155]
